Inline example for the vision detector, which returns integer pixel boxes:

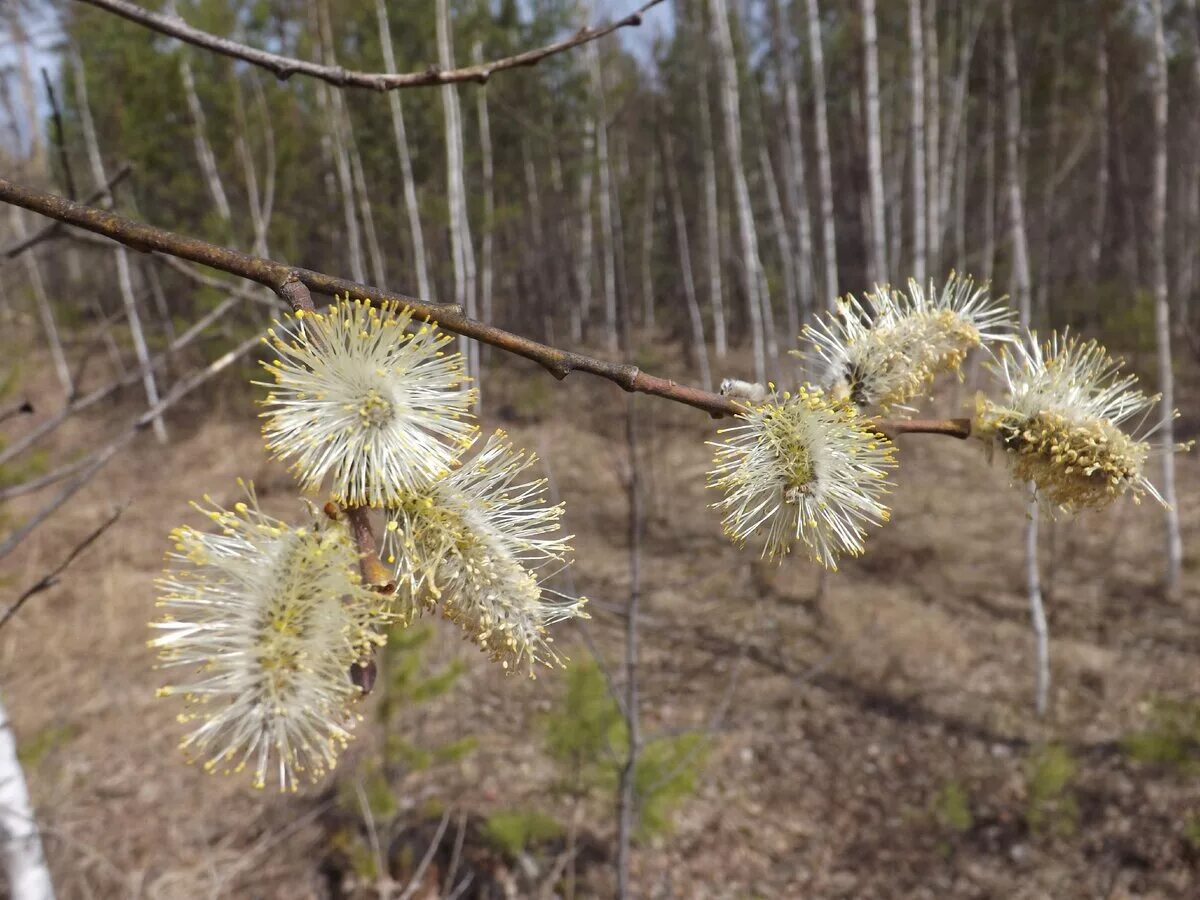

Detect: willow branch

[0,164,131,261]
[77,0,664,90]
[0,177,972,438]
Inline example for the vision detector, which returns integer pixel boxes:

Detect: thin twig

[397,811,451,900]
[0,333,260,561]
[1,504,125,631]
[77,0,664,91]
[0,177,973,436]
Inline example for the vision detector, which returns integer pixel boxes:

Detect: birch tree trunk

[1178,0,1200,316]
[1002,0,1044,716]
[588,42,620,354]
[771,0,814,325]
[698,70,728,358]
[862,0,889,283]
[923,0,941,274]
[908,0,927,281]
[313,1,365,284]
[983,33,996,281]
[938,1,984,264]
[574,113,596,342]
[474,41,495,327]
[375,0,432,302]
[1150,0,1184,595]
[436,0,479,394]
[712,0,767,381]
[0,694,55,900]
[663,133,713,391]
[71,48,167,443]
[170,0,232,226]
[640,155,657,329]
[805,0,838,303]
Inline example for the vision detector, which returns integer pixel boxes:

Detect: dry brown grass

[3,340,1198,898]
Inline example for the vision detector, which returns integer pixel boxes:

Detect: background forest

[0,0,1198,896]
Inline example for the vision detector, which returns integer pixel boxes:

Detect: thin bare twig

[77,0,664,90]
[0,333,260,561]
[41,66,77,200]
[1,504,125,631]
[0,399,33,424]
[0,177,972,436]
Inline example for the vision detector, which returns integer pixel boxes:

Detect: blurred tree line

[5,0,1200,371]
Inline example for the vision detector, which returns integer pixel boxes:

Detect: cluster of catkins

[152,298,586,791]
[706,273,1182,569]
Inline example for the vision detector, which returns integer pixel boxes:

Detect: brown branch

[77,0,664,90]
[1,505,125,632]
[0,176,973,439]
[0,164,132,261]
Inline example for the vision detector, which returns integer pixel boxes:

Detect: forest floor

[3,339,1199,899]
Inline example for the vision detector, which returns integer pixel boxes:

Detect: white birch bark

[938,1,984,262]
[698,70,728,358]
[805,0,838,303]
[861,0,888,283]
[908,0,927,281]
[711,0,766,381]
[771,0,814,325]
[473,41,495,327]
[588,42,619,354]
[923,0,941,273]
[760,143,800,341]
[169,0,232,225]
[574,114,596,342]
[1002,0,1044,715]
[0,694,55,900]
[375,0,432,301]
[640,154,657,328]
[1088,30,1109,282]
[71,48,167,443]
[1151,0,1184,594]
[436,0,479,394]
[663,134,713,391]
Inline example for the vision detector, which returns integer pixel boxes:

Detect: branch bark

[76,0,664,91]
[0,176,974,434]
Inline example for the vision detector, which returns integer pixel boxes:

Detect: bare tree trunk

[983,35,997,281]
[939,1,984,268]
[1026,486,1049,717]
[574,114,596,342]
[640,155,657,329]
[1035,5,1064,324]
[473,42,495,327]
[375,0,432,301]
[698,71,728,358]
[771,0,814,325]
[760,143,800,342]
[71,48,167,443]
[923,0,941,274]
[170,0,232,226]
[1001,0,1032,323]
[908,0,927,281]
[8,209,72,399]
[805,0,838,303]
[663,134,713,391]
[712,0,767,381]
[1177,0,1200,318]
[862,0,889,283]
[0,694,55,900]
[1151,0,1184,595]
[588,43,620,354]
[313,2,365,284]
[1002,0,1044,716]
[436,0,479,395]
